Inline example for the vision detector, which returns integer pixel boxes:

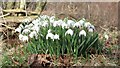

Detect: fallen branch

[0,13,10,18]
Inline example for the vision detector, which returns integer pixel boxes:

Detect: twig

[1,23,15,30]
[100,26,108,31]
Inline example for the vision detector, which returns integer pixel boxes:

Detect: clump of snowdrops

[15,15,107,58]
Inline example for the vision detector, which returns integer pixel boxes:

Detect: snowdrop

[29,31,38,39]
[19,34,24,41]
[84,22,91,28]
[53,20,63,27]
[78,19,85,26]
[46,33,54,40]
[19,24,24,28]
[88,28,94,32]
[62,23,69,29]
[32,19,39,25]
[22,29,30,34]
[15,27,22,33]
[104,34,109,40]
[50,16,55,23]
[42,21,48,27]
[67,20,75,27]
[19,34,28,42]
[79,30,86,37]
[31,26,40,33]
[22,35,29,42]
[54,34,60,40]
[48,29,52,33]
[87,25,95,32]
[73,22,81,28]
[40,15,49,19]
[65,29,74,36]
[25,23,34,28]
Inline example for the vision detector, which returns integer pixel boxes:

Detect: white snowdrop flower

[104,34,109,40]
[54,34,59,40]
[46,33,54,40]
[31,26,40,33]
[48,29,52,33]
[19,34,24,41]
[62,23,69,29]
[73,22,81,28]
[32,20,36,25]
[32,19,39,25]
[42,21,48,27]
[65,29,74,36]
[78,19,85,26]
[53,21,58,27]
[24,23,34,28]
[50,16,55,23]
[19,34,28,42]
[19,24,24,28]
[29,23,34,27]
[22,35,29,42]
[29,31,38,39]
[25,25,29,28]
[53,20,63,27]
[22,29,30,34]
[88,28,94,32]
[15,27,22,33]
[84,22,91,28]
[67,20,75,27]
[79,30,86,37]
[88,25,95,30]
[41,15,49,19]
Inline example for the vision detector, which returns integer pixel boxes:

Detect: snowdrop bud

[54,34,59,40]
[65,29,74,36]
[79,30,86,37]
[104,34,109,40]
[48,29,52,33]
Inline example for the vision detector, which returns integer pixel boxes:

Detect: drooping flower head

[79,30,86,37]
[67,20,75,27]
[65,29,74,36]
[29,31,38,39]
[54,34,60,40]
[19,34,28,42]
[46,32,54,40]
